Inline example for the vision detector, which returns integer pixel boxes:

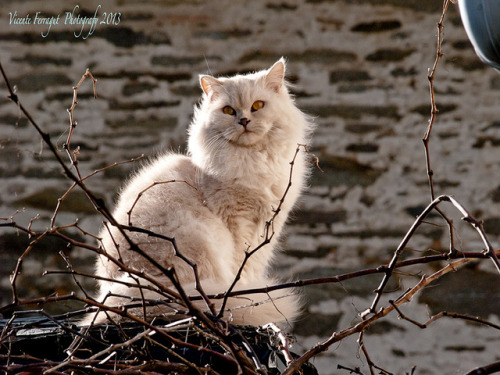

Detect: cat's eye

[251,100,265,112]
[222,106,236,116]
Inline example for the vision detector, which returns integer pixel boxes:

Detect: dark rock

[485,121,500,129]
[152,55,220,66]
[0,115,28,128]
[419,265,500,318]
[239,49,356,64]
[14,188,99,214]
[310,154,384,187]
[171,85,201,96]
[483,217,500,235]
[125,12,154,21]
[102,163,136,179]
[266,2,298,10]
[351,20,401,33]
[11,54,72,66]
[0,31,83,44]
[411,103,457,116]
[305,0,447,13]
[0,231,84,259]
[290,48,357,64]
[122,81,158,96]
[490,186,500,203]
[15,73,73,92]
[238,51,285,64]
[107,117,178,130]
[289,89,319,98]
[69,141,99,152]
[366,48,415,62]
[422,227,444,241]
[390,67,418,77]
[329,70,372,83]
[492,76,500,90]
[293,312,342,336]
[61,7,98,18]
[391,348,406,357]
[0,145,23,164]
[23,168,65,179]
[0,230,93,310]
[405,204,440,219]
[337,84,369,93]
[472,136,500,148]
[94,71,192,82]
[437,132,459,139]
[213,68,261,77]
[289,209,347,225]
[391,31,410,39]
[100,137,160,150]
[332,228,407,239]
[94,27,171,47]
[46,91,94,102]
[344,123,382,134]
[287,246,334,259]
[447,56,487,71]
[109,100,181,111]
[433,179,460,188]
[360,193,375,207]
[193,29,252,40]
[1,26,168,46]
[346,143,379,153]
[450,39,473,50]
[444,345,485,352]
[368,320,406,335]
[435,86,460,95]
[305,104,400,120]
[0,166,22,178]
[0,229,89,305]
[0,231,83,284]
[315,16,343,30]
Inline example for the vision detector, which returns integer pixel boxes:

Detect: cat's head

[196,58,288,147]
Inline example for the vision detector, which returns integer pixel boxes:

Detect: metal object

[1,313,319,374]
[459,0,500,71]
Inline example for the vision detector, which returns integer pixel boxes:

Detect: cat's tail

[81,276,301,327]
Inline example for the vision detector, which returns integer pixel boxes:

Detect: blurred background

[1,0,500,373]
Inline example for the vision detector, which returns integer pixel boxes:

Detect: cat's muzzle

[238,118,250,127]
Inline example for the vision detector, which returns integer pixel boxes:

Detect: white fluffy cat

[87,59,314,326]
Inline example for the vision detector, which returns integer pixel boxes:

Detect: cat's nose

[238,118,250,127]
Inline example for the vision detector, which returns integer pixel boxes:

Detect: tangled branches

[1,1,500,373]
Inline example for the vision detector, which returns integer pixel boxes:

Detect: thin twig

[217,144,305,319]
[390,301,500,331]
[422,0,452,200]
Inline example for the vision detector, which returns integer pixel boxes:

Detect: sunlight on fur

[84,59,315,326]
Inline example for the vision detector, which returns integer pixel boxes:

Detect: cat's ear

[200,75,222,99]
[265,58,286,93]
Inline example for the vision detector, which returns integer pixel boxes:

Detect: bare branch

[282,258,471,375]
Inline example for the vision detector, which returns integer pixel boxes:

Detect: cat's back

[113,153,202,223]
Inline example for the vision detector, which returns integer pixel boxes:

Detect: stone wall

[1,1,500,373]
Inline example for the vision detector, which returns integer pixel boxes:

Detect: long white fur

[86,59,314,326]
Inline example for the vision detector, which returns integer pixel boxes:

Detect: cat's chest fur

[199,170,282,250]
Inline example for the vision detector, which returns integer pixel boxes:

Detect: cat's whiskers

[206,132,228,153]
[205,132,230,163]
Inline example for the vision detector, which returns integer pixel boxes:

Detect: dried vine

[1,1,500,373]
